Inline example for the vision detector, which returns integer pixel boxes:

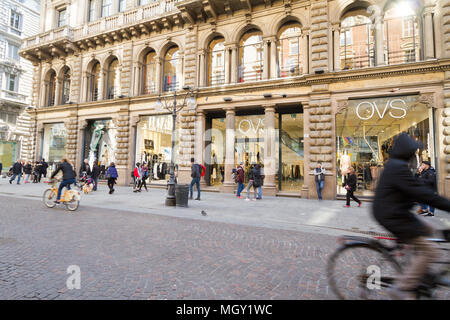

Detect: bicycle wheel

[43,189,57,208]
[65,199,79,211]
[327,243,402,300]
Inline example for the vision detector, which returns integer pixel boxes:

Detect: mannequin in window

[340,150,351,175]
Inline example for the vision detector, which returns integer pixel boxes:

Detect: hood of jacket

[389,133,419,161]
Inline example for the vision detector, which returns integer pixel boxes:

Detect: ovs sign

[356,98,407,120]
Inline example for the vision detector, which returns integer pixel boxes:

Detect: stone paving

[0,178,449,300]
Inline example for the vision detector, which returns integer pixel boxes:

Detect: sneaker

[195,198,200,201]
[423,213,434,217]
[252,199,256,201]
[9,180,12,184]
[358,202,362,207]
[245,198,250,201]
[419,210,429,215]
[344,205,350,208]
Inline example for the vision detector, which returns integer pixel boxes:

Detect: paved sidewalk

[1,177,449,237]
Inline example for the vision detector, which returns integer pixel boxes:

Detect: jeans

[257,186,262,199]
[24,174,30,183]
[9,173,21,184]
[190,177,200,199]
[316,180,324,200]
[236,182,245,197]
[246,180,257,200]
[57,178,76,201]
[419,203,435,214]
[92,177,98,191]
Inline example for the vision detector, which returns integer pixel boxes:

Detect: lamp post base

[165,180,176,206]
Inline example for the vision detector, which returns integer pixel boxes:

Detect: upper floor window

[207,37,225,86]
[139,0,148,5]
[141,51,157,94]
[384,2,421,65]
[102,0,112,17]
[58,8,67,27]
[278,22,302,78]
[7,74,18,92]
[61,67,71,104]
[119,0,126,12]
[340,13,374,70]
[106,58,119,99]
[0,112,17,125]
[8,43,20,61]
[47,70,56,106]
[163,46,182,92]
[10,10,22,35]
[238,29,264,83]
[88,0,96,22]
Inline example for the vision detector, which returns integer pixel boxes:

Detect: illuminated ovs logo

[238,118,265,135]
[356,99,407,120]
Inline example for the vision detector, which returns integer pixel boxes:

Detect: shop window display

[0,141,17,169]
[135,115,180,183]
[207,118,226,186]
[42,123,67,164]
[336,95,434,196]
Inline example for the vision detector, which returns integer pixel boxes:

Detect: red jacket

[236,166,244,183]
[133,167,141,179]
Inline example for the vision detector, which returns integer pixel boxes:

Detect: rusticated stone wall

[64,113,79,166]
[441,0,450,193]
[114,109,130,185]
[310,0,329,72]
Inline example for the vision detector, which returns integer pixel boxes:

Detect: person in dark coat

[343,167,361,207]
[50,159,77,203]
[106,162,118,194]
[91,161,101,191]
[372,133,450,299]
[41,158,49,178]
[235,162,245,198]
[33,161,41,183]
[23,161,32,183]
[0,162,3,175]
[245,163,258,201]
[9,159,23,184]
[417,161,437,216]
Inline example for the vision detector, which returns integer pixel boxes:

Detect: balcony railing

[1,89,27,103]
[22,0,182,49]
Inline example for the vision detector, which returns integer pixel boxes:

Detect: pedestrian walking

[254,164,263,200]
[314,162,326,200]
[417,161,437,217]
[9,159,23,184]
[189,158,202,200]
[235,162,245,198]
[0,161,3,176]
[41,158,49,178]
[33,161,41,183]
[245,163,258,201]
[80,159,91,177]
[91,161,101,191]
[138,163,149,192]
[23,161,32,183]
[343,167,362,207]
[106,162,118,194]
[133,163,142,192]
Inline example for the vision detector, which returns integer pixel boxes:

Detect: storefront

[41,123,67,165]
[206,106,304,192]
[82,119,117,175]
[0,122,17,170]
[135,114,179,183]
[335,95,435,197]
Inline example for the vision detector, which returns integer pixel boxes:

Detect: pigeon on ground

[201,210,207,216]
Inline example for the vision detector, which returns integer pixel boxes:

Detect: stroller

[79,172,94,194]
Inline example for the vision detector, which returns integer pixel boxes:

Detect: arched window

[277,22,302,77]
[89,62,100,101]
[47,70,56,106]
[238,30,263,83]
[340,13,374,70]
[61,67,71,104]
[383,2,421,65]
[208,37,225,86]
[163,46,182,92]
[106,58,119,99]
[142,51,157,94]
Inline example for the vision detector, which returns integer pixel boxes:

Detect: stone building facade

[19,0,450,199]
[0,0,40,170]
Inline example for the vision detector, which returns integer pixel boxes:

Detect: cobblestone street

[0,194,345,300]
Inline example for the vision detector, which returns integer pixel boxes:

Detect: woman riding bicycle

[50,158,77,204]
[372,133,450,299]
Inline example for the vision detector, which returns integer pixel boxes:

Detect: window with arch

[277,22,303,77]
[163,46,182,92]
[238,30,264,83]
[61,67,71,104]
[142,51,157,94]
[106,58,119,99]
[383,1,421,65]
[340,12,374,70]
[89,62,101,101]
[207,37,225,86]
[47,70,56,106]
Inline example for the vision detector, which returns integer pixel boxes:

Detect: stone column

[55,77,62,106]
[270,37,278,78]
[76,119,88,173]
[423,8,435,60]
[332,25,341,71]
[128,116,140,186]
[64,112,79,168]
[224,46,231,84]
[375,15,385,66]
[35,123,44,161]
[41,81,48,107]
[98,69,105,100]
[81,72,88,102]
[195,110,207,188]
[199,50,206,87]
[301,101,310,198]
[263,38,270,80]
[155,56,162,95]
[263,105,277,196]
[231,44,238,83]
[302,31,309,75]
[221,107,235,193]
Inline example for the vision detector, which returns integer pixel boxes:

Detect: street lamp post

[155,86,197,206]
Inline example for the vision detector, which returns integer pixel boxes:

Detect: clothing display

[340,154,351,175]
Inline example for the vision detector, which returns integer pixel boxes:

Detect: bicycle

[327,229,450,300]
[42,178,81,211]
